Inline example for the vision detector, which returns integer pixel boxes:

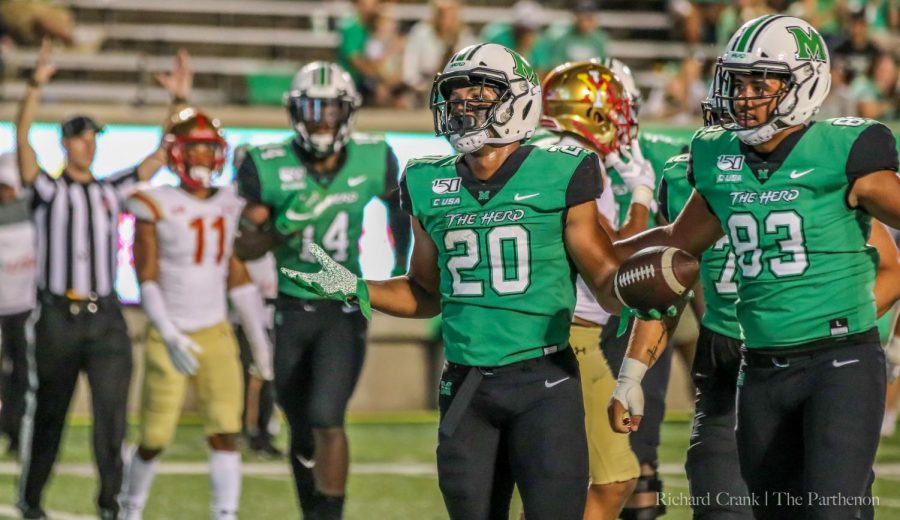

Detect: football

[614,246,699,313]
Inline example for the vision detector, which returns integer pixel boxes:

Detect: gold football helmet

[541,60,635,154]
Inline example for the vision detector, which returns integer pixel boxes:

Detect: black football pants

[19,295,132,514]
[0,310,30,450]
[685,325,753,520]
[437,347,588,520]
[736,329,883,520]
[273,296,367,515]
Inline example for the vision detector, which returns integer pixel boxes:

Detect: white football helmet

[431,43,542,154]
[286,61,362,157]
[714,15,831,145]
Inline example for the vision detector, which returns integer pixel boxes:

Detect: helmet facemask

[287,94,356,158]
[164,109,228,190]
[431,71,516,154]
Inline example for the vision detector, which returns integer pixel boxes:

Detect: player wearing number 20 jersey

[401,144,600,366]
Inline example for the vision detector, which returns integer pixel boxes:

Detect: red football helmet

[164,108,227,189]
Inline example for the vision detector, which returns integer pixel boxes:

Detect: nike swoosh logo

[789,169,814,179]
[296,454,316,469]
[544,377,570,388]
[832,359,859,368]
[347,176,367,187]
[284,196,334,222]
[514,193,540,202]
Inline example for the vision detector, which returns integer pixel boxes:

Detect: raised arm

[564,199,623,315]
[136,49,195,181]
[16,38,56,186]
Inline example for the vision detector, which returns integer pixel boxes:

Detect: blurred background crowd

[0,0,893,125]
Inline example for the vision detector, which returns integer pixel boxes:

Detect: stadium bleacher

[0,0,712,110]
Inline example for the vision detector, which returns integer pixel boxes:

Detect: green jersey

[400,145,601,366]
[659,152,740,339]
[239,135,394,300]
[689,118,898,348]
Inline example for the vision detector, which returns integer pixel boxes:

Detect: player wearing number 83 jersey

[688,118,892,348]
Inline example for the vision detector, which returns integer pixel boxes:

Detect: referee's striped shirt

[31,168,138,298]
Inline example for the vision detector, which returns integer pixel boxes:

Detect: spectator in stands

[817,57,856,119]
[787,0,844,44]
[337,0,384,105]
[643,55,708,123]
[537,0,609,72]
[669,0,728,45]
[832,6,882,84]
[0,0,74,44]
[850,51,898,120]
[479,0,545,67]
[402,0,476,106]
[0,151,35,457]
[714,0,774,46]
[364,12,412,108]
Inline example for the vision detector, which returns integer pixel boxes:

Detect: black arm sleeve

[686,155,696,187]
[379,147,401,200]
[398,172,413,215]
[846,123,899,184]
[657,177,670,223]
[237,156,264,205]
[565,153,602,207]
[380,148,411,268]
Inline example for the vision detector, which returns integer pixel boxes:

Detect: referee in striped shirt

[14,40,193,520]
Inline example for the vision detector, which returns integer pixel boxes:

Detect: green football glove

[615,290,695,337]
[281,244,372,320]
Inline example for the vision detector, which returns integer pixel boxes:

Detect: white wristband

[619,357,649,383]
[630,185,654,208]
[139,281,179,340]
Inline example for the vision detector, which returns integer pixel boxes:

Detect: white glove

[611,357,649,418]
[162,331,202,375]
[140,280,202,375]
[229,283,274,381]
[605,142,656,207]
[885,336,900,383]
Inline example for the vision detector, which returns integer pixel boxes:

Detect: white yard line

[0,503,94,520]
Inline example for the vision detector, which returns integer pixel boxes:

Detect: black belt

[40,291,118,315]
[439,346,567,437]
[741,328,879,368]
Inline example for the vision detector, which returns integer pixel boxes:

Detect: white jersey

[552,135,620,326]
[0,219,36,316]
[127,184,244,332]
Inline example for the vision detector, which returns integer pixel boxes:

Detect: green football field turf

[1,414,900,519]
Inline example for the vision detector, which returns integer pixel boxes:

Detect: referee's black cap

[61,115,104,138]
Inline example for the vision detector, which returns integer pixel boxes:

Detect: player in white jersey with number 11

[119,109,273,520]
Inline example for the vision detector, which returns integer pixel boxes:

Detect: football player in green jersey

[608,15,900,519]
[234,62,411,520]
[283,43,625,520]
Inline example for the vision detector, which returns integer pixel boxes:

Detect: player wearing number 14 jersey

[610,15,900,520]
[120,109,274,520]
[235,62,410,520]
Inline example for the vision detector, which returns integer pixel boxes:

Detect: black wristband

[172,95,187,104]
[27,77,41,88]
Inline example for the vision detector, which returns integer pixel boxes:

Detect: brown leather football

[614,246,699,312]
